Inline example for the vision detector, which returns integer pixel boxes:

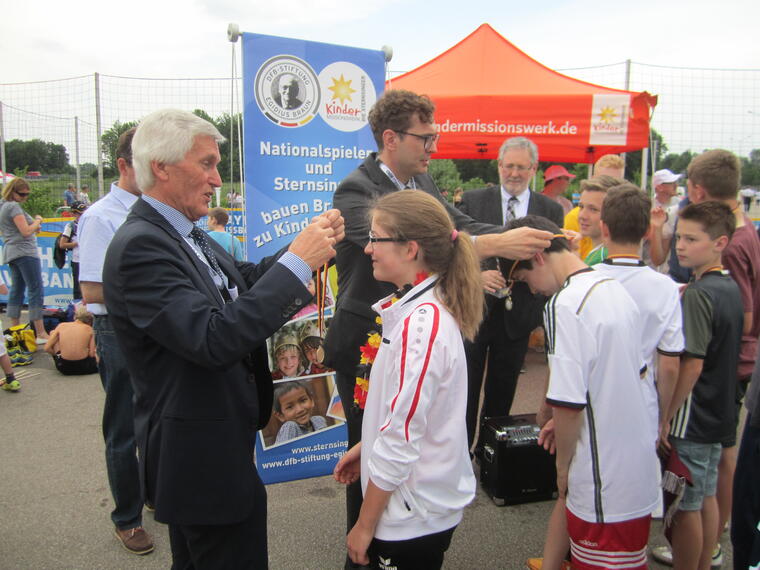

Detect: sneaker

[10,352,32,367]
[1,379,20,392]
[525,559,571,569]
[651,546,673,565]
[711,544,723,567]
[114,526,154,555]
[144,502,155,513]
[651,545,723,568]
[35,337,48,345]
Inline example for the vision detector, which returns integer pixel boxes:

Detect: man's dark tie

[190,226,230,301]
[505,196,519,224]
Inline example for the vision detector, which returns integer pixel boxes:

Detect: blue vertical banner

[242,33,384,483]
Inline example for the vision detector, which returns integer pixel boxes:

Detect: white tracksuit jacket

[361,275,476,541]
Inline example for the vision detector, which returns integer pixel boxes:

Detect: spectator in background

[59,201,87,300]
[564,154,626,259]
[740,187,756,212]
[593,154,626,179]
[577,176,624,266]
[63,183,77,207]
[541,165,575,215]
[77,184,92,205]
[227,189,243,208]
[77,127,154,555]
[44,306,98,376]
[206,207,244,261]
[458,136,563,449]
[643,170,681,273]
[0,178,49,343]
[652,169,681,209]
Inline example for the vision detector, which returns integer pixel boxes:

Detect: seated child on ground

[44,306,98,376]
[273,380,327,444]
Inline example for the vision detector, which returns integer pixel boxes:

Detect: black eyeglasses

[368,231,406,244]
[395,131,440,152]
[15,192,30,197]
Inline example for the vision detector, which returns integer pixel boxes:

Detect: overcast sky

[4,0,758,82]
[2,0,759,161]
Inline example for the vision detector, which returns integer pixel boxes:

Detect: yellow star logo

[328,74,356,104]
[599,106,619,124]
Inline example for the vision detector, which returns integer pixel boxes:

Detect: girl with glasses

[334,190,483,569]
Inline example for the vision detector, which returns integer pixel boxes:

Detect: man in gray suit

[459,137,564,448]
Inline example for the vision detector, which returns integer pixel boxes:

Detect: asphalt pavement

[0,319,733,569]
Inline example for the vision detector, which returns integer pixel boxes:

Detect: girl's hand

[346,522,373,566]
[333,443,361,484]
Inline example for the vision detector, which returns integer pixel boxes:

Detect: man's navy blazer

[103,198,312,526]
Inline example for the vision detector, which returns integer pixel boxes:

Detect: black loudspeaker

[477,413,558,506]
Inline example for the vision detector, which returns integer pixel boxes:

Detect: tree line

[4,120,760,194]
[430,130,760,196]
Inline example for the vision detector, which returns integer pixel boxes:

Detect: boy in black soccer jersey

[662,201,743,570]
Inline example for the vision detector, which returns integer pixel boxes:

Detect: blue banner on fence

[242,32,384,483]
[0,219,79,308]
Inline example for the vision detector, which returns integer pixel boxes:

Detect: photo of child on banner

[268,317,334,380]
[260,374,343,449]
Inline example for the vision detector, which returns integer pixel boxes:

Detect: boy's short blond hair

[75,306,94,326]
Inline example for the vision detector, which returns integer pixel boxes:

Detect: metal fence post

[621,59,632,170]
[94,72,104,197]
[0,101,6,185]
[74,115,81,192]
[640,147,649,191]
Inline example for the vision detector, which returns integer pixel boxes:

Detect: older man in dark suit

[459,137,564,448]
[324,90,555,569]
[103,109,343,568]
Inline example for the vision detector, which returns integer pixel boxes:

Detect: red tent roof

[389,24,657,163]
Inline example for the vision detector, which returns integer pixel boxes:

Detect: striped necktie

[505,196,519,224]
[190,226,231,302]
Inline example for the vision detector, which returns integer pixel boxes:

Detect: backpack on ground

[5,323,37,353]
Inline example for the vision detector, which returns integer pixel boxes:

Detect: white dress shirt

[77,183,140,315]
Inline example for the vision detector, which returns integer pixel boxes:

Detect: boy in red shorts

[511,215,658,569]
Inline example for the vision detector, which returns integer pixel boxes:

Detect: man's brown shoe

[114,526,154,555]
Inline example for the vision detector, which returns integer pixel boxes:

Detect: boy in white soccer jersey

[510,215,658,570]
[594,184,684,443]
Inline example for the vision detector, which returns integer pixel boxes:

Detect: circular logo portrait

[317,62,377,132]
[254,56,320,127]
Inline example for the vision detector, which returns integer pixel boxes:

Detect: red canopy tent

[388,24,657,163]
